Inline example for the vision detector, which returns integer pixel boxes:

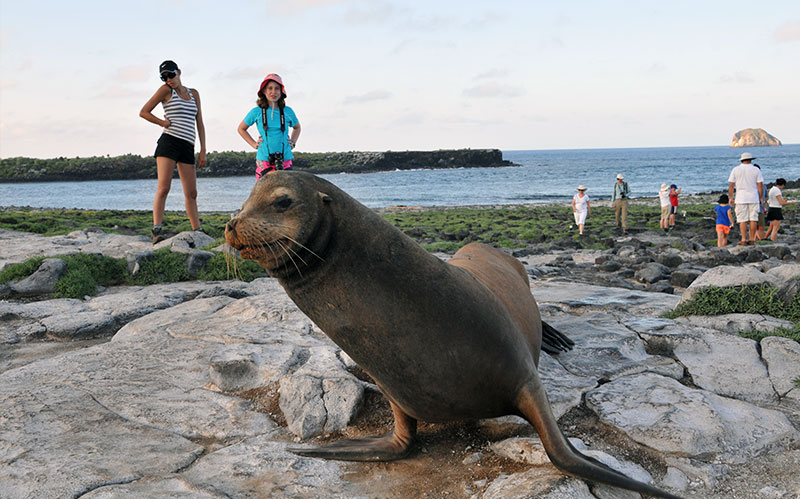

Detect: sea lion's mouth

[236,238,292,261]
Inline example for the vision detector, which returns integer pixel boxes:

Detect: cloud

[719,72,755,84]
[343,1,396,25]
[464,12,503,30]
[96,87,141,99]
[775,20,800,42]
[462,83,526,98]
[115,64,150,83]
[215,66,277,80]
[342,2,447,32]
[268,0,346,16]
[343,90,392,104]
[474,69,509,80]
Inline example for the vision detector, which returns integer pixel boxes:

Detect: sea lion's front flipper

[288,401,417,462]
[516,374,683,499]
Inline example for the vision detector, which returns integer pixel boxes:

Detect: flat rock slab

[543,312,683,381]
[532,281,680,316]
[0,228,152,270]
[674,313,794,334]
[586,373,799,464]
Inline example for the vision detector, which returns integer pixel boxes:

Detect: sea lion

[225,171,681,499]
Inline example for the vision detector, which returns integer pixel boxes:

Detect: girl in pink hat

[237,74,301,180]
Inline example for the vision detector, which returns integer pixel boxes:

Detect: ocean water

[1,145,799,211]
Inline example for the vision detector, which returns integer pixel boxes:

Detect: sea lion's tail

[540,320,574,355]
[515,375,683,499]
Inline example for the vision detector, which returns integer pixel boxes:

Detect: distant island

[730,128,782,148]
[0,149,514,183]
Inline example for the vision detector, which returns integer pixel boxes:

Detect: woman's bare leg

[153,156,177,226]
[176,162,201,230]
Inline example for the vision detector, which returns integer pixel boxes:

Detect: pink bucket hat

[258,73,287,98]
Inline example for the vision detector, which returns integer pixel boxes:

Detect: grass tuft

[665,283,800,344]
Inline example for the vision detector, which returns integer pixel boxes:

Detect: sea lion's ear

[319,192,332,203]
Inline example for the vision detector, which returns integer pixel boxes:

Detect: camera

[268,152,284,166]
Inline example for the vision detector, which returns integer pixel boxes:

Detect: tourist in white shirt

[658,184,670,232]
[727,152,764,246]
[764,178,795,241]
[571,185,591,235]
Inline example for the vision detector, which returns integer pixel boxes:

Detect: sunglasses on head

[160,70,178,81]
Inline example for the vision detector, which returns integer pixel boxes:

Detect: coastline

[0,148,512,183]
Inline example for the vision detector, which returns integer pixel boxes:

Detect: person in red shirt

[668,184,682,229]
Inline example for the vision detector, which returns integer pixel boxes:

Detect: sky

[0,0,798,159]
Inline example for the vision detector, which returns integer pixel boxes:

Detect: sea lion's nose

[225,219,238,236]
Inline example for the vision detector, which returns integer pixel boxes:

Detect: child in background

[764,178,796,241]
[668,184,682,229]
[715,194,734,247]
[237,74,301,180]
[658,184,670,233]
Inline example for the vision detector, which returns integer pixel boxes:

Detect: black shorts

[154,133,195,165]
[669,205,678,215]
[766,207,784,222]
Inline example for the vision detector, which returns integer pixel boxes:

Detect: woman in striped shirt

[139,60,207,243]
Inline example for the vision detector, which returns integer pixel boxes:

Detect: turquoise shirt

[243,105,299,161]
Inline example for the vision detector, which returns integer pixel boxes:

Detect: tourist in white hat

[658,183,670,233]
[727,152,764,245]
[610,173,630,234]
[571,185,591,235]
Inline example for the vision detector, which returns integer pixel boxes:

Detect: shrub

[54,253,128,298]
[665,283,800,344]
[128,248,190,285]
[0,256,45,284]
[196,253,266,282]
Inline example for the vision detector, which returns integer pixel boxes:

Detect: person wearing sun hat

[237,73,302,180]
[610,173,630,234]
[727,152,764,245]
[658,183,671,233]
[571,185,591,235]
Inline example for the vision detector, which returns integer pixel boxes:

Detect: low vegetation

[0,202,716,251]
[3,205,798,347]
[665,284,800,344]
[0,248,265,299]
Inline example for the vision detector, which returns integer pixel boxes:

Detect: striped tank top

[162,88,197,143]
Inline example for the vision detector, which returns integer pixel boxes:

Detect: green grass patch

[664,284,800,322]
[739,326,800,344]
[55,253,128,298]
[2,249,266,299]
[128,248,191,286]
[196,253,265,282]
[0,256,46,284]
[665,283,800,344]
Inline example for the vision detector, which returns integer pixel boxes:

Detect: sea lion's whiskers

[280,242,309,266]
[275,238,303,277]
[277,231,325,263]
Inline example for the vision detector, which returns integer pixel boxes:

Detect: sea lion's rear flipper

[541,320,574,355]
[288,401,417,462]
[515,375,683,499]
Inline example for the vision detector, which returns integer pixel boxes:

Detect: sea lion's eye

[273,196,293,211]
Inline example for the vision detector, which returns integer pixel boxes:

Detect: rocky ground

[1,220,800,498]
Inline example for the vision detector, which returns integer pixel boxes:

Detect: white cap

[660,183,668,191]
[616,174,624,180]
[739,152,756,162]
